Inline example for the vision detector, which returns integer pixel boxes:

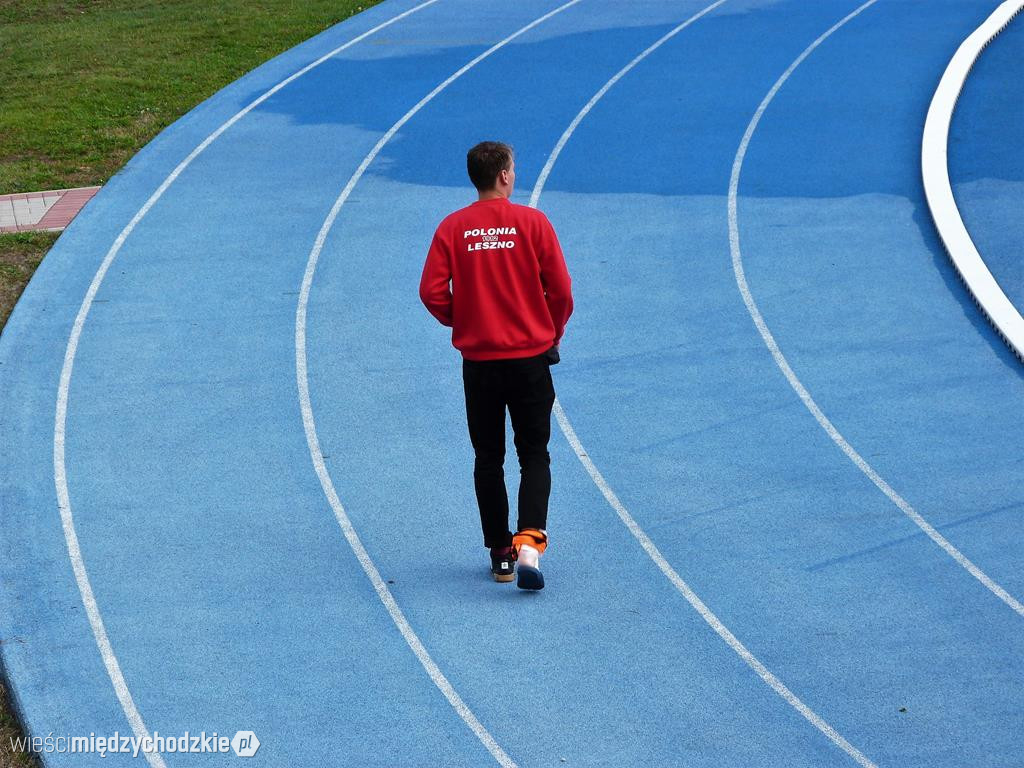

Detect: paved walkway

[0,186,101,233]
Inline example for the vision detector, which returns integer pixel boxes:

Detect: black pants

[462,352,555,549]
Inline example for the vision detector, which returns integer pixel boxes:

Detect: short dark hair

[467,141,514,191]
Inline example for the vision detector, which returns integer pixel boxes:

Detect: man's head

[467,141,515,198]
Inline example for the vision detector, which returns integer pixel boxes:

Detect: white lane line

[531,0,727,203]
[552,402,877,767]
[296,3,582,766]
[922,0,1024,361]
[52,3,440,766]
[727,0,1024,618]
[528,3,877,766]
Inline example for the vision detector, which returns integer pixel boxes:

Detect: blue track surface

[2,1,1022,766]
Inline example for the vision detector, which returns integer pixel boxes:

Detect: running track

[1,1,1022,766]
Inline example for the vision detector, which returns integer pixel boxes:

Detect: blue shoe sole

[516,565,544,590]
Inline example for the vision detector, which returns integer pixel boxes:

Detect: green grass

[0,232,58,331]
[0,0,380,193]
[0,0,381,763]
[0,680,39,768]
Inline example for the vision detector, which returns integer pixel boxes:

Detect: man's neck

[477,188,510,202]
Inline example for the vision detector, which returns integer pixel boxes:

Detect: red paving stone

[36,187,100,230]
[0,186,100,233]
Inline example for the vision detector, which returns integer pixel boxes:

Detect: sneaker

[515,543,544,591]
[490,546,516,583]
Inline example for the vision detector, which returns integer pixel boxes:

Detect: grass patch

[0,0,382,762]
[0,679,40,768]
[0,0,379,194]
[0,232,58,332]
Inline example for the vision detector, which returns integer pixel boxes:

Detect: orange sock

[512,528,547,555]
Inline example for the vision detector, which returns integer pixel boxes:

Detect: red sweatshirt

[419,197,573,361]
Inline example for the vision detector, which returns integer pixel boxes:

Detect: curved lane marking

[53,3,441,765]
[295,3,584,767]
[529,3,877,766]
[922,0,1024,361]
[728,0,1024,618]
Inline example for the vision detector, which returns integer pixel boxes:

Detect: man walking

[419,141,573,590]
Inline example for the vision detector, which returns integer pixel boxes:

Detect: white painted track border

[922,0,1024,362]
[50,3,439,767]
